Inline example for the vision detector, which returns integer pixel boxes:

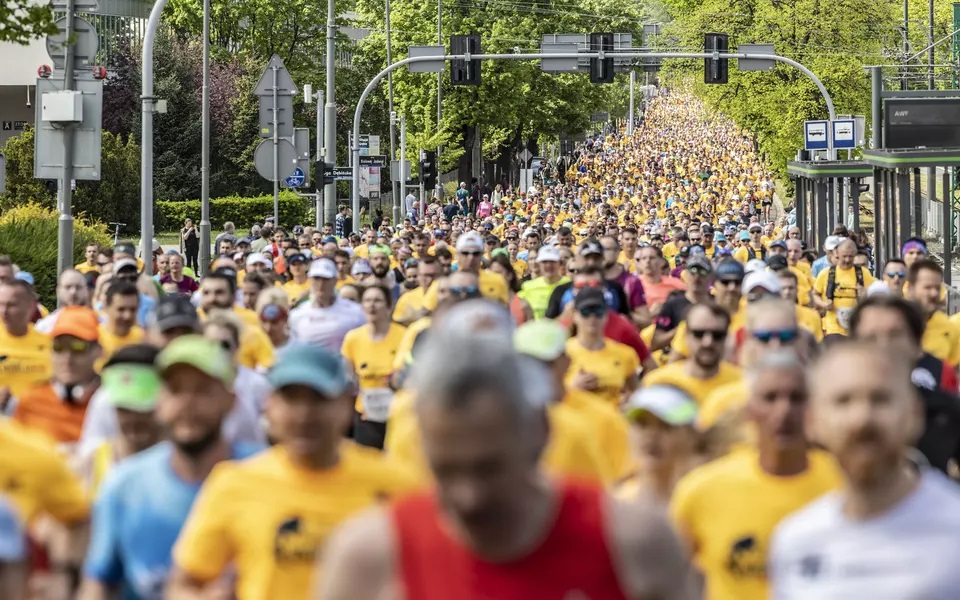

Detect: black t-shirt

[654,292,692,332]
[544,280,629,319]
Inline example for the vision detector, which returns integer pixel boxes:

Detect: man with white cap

[742,270,783,304]
[419,230,509,314]
[813,238,874,337]
[518,245,569,319]
[288,258,365,352]
[811,235,841,278]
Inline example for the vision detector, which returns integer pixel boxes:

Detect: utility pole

[628,70,635,134]
[199,0,211,274]
[400,116,407,219]
[902,0,909,90]
[316,89,324,228]
[436,0,442,198]
[324,0,337,223]
[386,0,397,215]
[929,0,936,91]
[57,0,77,279]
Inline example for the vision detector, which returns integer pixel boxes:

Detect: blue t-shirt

[83,441,261,600]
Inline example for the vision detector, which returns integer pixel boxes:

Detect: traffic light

[450,35,481,86]
[589,33,615,84]
[704,33,729,84]
[317,161,334,186]
[420,151,438,190]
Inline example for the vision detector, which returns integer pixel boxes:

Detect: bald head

[58,269,89,306]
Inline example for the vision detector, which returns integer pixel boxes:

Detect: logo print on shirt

[273,516,324,562]
[799,555,822,579]
[727,535,766,578]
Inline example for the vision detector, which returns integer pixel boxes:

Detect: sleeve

[172,466,235,582]
[38,452,91,525]
[940,364,958,394]
[421,281,439,312]
[655,298,678,331]
[667,478,697,548]
[79,389,121,452]
[813,269,828,297]
[82,475,125,584]
[544,284,567,319]
[611,283,630,315]
[629,277,647,308]
[625,344,642,374]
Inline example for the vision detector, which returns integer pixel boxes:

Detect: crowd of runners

[1,90,960,599]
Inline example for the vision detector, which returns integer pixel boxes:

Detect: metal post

[271,65,280,225]
[913,167,923,236]
[323,0,337,223]
[141,0,169,273]
[419,148,426,219]
[436,0,442,197]
[316,90,324,228]
[902,0,909,91]
[930,0,936,91]
[400,116,406,220]
[943,170,952,285]
[385,0,397,217]
[199,0,211,273]
[57,0,77,281]
[628,70,635,135]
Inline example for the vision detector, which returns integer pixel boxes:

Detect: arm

[165,568,232,600]
[316,509,398,600]
[77,579,119,600]
[651,328,676,352]
[0,562,26,600]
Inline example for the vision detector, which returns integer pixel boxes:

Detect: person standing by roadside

[181,218,200,272]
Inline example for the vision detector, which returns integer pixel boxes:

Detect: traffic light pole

[57,0,77,280]
[349,50,837,231]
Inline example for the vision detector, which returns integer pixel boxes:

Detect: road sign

[540,33,633,72]
[284,167,305,187]
[281,127,311,188]
[832,119,856,150]
[34,77,102,180]
[255,55,298,140]
[47,17,99,71]
[359,155,387,167]
[51,0,98,9]
[590,112,609,122]
[330,167,353,180]
[738,44,775,72]
[804,120,830,151]
[518,148,533,165]
[408,46,445,73]
[254,138,298,181]
[540,43,579,73]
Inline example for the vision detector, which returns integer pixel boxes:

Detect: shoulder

[673,450,752,499]
[771,491,840,551]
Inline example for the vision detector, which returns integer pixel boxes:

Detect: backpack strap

[826,265,837,300]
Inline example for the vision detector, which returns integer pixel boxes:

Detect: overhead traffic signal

[589,33,615,84]
[420,151,437,190]
[704,33,729,84]
[451,35,481,86]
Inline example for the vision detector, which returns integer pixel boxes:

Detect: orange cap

[51,306,100,342]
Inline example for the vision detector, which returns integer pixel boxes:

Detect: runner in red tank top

[318,329,696,600]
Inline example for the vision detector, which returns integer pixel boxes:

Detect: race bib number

[835,307,854,331]
[362,388,394,422]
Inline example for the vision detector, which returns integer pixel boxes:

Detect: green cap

[157,335,235,390]
[491,248,510,259]
[369,244,391,257]
[101,364,161,412]
[623,385,698,427]
[513,319,569,362]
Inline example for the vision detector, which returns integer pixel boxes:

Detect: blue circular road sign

[285,167,305,188]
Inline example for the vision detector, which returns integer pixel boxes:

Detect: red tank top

[392,481,629,600]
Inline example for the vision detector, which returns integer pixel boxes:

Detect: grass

[156,231,181,248]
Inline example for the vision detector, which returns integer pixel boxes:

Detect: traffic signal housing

[589,33,615,84]
[451,35,481,86]
[317,161,335,186]
[420,151,438,190]
[704,33,729,84]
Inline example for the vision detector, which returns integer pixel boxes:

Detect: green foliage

[0,203,112,305]
[155,192,309,231]
[659,0,898,175]
[0,128,141,224]
[0,1,57,44]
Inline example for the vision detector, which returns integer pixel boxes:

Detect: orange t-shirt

[639,276,686,309]
[13,382,93,444]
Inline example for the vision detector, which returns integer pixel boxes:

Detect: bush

[155,191,310,231]
[0,203,112,305]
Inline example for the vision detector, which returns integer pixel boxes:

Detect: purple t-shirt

[611,269,647,310]
[160,274,199,295]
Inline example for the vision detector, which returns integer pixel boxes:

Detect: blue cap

[738,231,750,241]
[14,271,34,285]
[715,259,746,281]
[322,235,337,244]
[505,214,514,221]
[267,344,349,398]
[714,233,727,242]
[770,240,787,250]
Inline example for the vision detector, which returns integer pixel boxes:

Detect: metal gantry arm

[349,51,837,230]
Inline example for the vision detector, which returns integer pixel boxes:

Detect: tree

[0,1,56,45]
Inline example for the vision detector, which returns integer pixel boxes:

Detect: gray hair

[432,299,515,338]
[410,332,552,427]
[747,349,804,387]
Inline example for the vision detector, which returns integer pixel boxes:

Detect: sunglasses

[716,278,742,287]
[460,251,483,257]
[689,328,727,341]
[53,338,94,354]
[449,285,481,298]
[97,261,109,267]
[687,266,711,276]
[884,271,906,279]
[751,329,799,344]
[578,305,607,318]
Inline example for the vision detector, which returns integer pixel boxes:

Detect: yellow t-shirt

[813,266,875,335]
[641,361,743,406]
[392,317,431,371]
[670,448,841,600]
[421,269,509,311]
[698,380,750,432]
[796,305,823,342]
[564,338,640,407]
[392,287,426,324]
[282,279,311,305]
[96,325,145,371]
[0,420,89,524]
[670,308,747,358]
[564,388,634,481]
[921,311,960,367]
[233,308,276,371]
[74,261,100,275]
[0,324,52,396]
[341,323,407,420]
[788,266,815,306]
[173,444,416,599]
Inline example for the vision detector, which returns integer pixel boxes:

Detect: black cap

[766,254,789,271]
[574,286,607,311]
[154,296,200,332]
[287,252,309,265]
[714,259,746,281]
[213,267,238,282]
[701,224,714,235]
[114,242,136,257]
[579,240,603,257]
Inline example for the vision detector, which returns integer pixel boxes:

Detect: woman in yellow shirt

[341,284,407,450]
[563,287,640,407]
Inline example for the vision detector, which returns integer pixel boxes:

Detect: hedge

[0,203,113,305]
[155,191,310,231]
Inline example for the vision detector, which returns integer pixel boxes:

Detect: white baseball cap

[745,259,768,274]
[245,254,272,269]
[308,258,337,279]
[742,270,783,295]
[455,231,484,253]
[623,386,698,427]
[536,246,562,263]
[824,235,843,251]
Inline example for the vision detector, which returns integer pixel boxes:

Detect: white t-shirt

[769,470,960,599]
[288,297,366,353]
